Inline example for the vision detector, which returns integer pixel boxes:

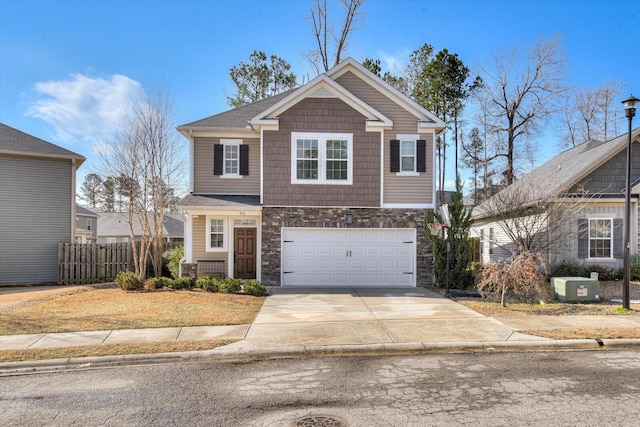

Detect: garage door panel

[282,228,416,287]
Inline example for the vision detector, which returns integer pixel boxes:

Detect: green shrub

[549,261,586,278]
[147,277,172,289]
[243,280,266,296]
[115,271,143,291]
[196,276,220,292]
[166,246,184,279]
[168,276,194,290]
[631,263,640,281]
[585,264,620,281]
[219,277,242,293]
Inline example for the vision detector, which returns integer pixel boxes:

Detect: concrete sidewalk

[2,286,640,373]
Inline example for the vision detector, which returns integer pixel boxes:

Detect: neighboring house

[177,58,445,286]
[96,212,184,245]
[0,123,85,284]
[471,129,640,270]
[75,206,98,243]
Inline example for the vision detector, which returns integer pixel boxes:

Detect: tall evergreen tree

[227,50,297,107]
[426,179,474,289]
[80,173,103,208]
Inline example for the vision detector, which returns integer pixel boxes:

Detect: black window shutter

[213,144,223,175]
[417,140,426,172]
[577,219,588,259]
[613,218,624,258]
[240,144,249,176]
[390,140,400,172]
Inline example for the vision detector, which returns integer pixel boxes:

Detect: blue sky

[1,0,639,188]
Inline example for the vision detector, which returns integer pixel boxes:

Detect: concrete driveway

[223,287,519,349]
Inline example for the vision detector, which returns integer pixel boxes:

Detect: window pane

[326,139,347,159]
[326,160,347,180]
[401,141,415,155]
[297,139,318,159]
[401,157,415,171]
[297,160,318,179]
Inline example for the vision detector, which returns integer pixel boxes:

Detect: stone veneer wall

[261,207,434,287]
[180,263,197,279]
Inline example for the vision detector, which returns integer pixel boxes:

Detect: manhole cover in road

[291,414,348,427]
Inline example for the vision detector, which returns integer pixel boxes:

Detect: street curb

[2,338,637,375]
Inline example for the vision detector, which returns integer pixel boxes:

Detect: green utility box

[551,277,600,302]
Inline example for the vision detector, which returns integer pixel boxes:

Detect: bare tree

[560,79,626,148]
[476,180,596,265]
[305,0,364,73]
[100,87,186,279]
[476,36,567,185]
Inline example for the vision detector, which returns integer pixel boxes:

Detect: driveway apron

[224,287,516,349]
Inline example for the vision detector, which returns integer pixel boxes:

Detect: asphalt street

[2,350,640,426]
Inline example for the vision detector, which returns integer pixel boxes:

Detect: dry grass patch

[456,300,639,317]
[521,328,640,340]
[0,339,234,363]
[0,285,265,335]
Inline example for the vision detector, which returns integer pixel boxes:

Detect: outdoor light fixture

[622,94,639,310]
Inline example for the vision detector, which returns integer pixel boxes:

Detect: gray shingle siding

[0,155,72,284]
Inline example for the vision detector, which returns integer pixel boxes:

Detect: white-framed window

[401,140,416,172]
[105,237,117,244]
[396,134,420,176]
[86,219,92,231]
[206,217,226,251]
[221,139,241,178]
[589,218,613,259]
[291,132,353,185]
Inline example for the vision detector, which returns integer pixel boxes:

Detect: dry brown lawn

[0,339,235,363]
[442,281,640,341]
[0,284,265,335]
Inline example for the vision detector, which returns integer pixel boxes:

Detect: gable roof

[250,74,393,130]
[473,128,640,219]
[0,122,85,165]
[177,89,295,136]
[97,212,184,238]
[326,57,445,129]
[76,206,98,217]
[177,57,445,136]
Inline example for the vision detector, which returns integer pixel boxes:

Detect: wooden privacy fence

[58,243,132,285]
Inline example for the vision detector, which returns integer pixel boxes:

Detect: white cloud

[378,49,411,75]
[26,73,143,144]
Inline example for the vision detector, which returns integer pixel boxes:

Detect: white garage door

[281,228,416,287]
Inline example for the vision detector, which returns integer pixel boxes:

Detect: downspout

[380,129,384,207]
[71,159,77,242]
[188,129,194,194]
[260,126,264,205]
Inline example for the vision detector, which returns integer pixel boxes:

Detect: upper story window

[291,132,353,185]
[86,219,92,231]
[224,144,239,175]
[401,140,416,172]
[214,139,249,178]
[390,135,426,175]
[589,218,612,258]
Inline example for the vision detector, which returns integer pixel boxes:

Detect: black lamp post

[622,94,639,310]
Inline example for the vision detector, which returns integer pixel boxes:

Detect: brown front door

[234,228,256,279]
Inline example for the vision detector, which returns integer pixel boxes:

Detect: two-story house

[0,123,85,284]
[75,206,98,243]
[177,58,445,287]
